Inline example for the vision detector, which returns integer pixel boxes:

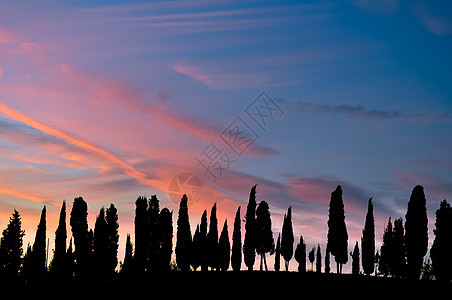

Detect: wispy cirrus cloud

[413,1,452,36]
[296,100,451,121]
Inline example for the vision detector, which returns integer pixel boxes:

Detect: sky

[0,0,451,272]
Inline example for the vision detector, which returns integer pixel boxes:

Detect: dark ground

[6,272,451,298]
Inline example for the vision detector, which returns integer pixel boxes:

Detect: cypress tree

[361,198,375,276]
[325,249,330,274]
[327,185,348,274]
[379,218,393,277]
[231,206,242,272]
[274,233,281,272]
[175,194,192,271]
[199,210,208,271]
[0,210,25,278]
[218,220,230,271]
[351,241,360,275]
[243,185,257,271]
[316,244,322,273]
[294,235,306,273]
[31,206,47,278]
[392,217,406,278]
[53,201,67,277]
[94,207,108,278]
[206,203,219,270]
[158,207,173,272]
[70,196,90,278]
[106,203,119,277]
[192,225,201,271]
[256,201,274,271]
[148,195,160,272]
[308,247,315,271]
[405,185,428,280]
[134,196,148,274]
[431,199,452,282]
[120,234,134,279]
[281,206,294,271]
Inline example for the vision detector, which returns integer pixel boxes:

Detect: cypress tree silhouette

[308,247,315,271]
[199,210,208,272]
[192,224,201,271]
[231,206,242,272]
[206,203,219,270]
[327,185,348,274]
[134,196,148,274]
[94,207,109,278]
[52,201,67,278]
[351,241,360,275]
[0,210,25,279]
[405,185,428,280]
[29,206,47,279]
[316,244,322,273]
[294,235,306,273]
[120,234,134,279]
[106,203,119,277]
[379,218,393,277]
[243,185,257,271]
[66,238,75,278]
[70,196,90,278]
[218,219,230,272]
[431,199,452,282]
[361,198,375,276]
[392,217,406,278]
[256,201,274,271]
[148,195,160,272]
[325,249,330,274]
[274,233,281,272]
[158,207,173,272]
[281,206,294,271]
[175,194,192,271]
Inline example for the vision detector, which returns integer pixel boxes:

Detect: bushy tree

[231,206,242,272]
[70,196,90,278]
[0,210,25,278]
[327,185,348,274]
[281,206,294,271]
[294,235,306,273]
[175,194,192,271]
[243,185,257,271]
[405,185,428,280]
[256,201,274,271]
[361,198,375,276]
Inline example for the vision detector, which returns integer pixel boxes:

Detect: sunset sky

[0,0,451,272]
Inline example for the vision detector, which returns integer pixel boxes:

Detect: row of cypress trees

[0,184,450,281]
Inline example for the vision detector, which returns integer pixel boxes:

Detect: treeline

[0,184,451,282]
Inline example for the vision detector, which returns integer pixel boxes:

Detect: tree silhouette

[199,210,208,272]
[274,233,281,272]
[281,206,294,271]
[231,206,242,272]
[361,198,375,276]
[325,249,330,274]
[158,207,173,272]
[405,185,428,280]
[431,199,452,282]
[120,234,133,279]
[308,247,315,271]
[148,195,160,272]
[218,220,230,271]
[327,185,348,274]
[192,225,201,271]
[29,205,47,279]
[379,218,393,277]
[256,201,274,271]
[106,203,119,277]
[70,196,90,278]
[294,235,305,273]
[351,241,360,275]
[206,203,219,270]
[0,210,25,279]
[134,196,148,274]
[392,218,406,278]
[94,207,108,278]
[316,244,322,273]
[52,201,67,278]
[175,194,192,271]
[243,185,257,271]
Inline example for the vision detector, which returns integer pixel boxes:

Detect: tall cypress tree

[148,195,160,272]
[274,233,281,272]
[175,194,192,271]
[218,220,230,272]
[392,217,406,278]
[134,196,148,274]
[281,206,294,271]
[158,207,173,272]
[431,199,452,282]
[199,210,208,271]
[361,198,375,276]
[351,241,360,275]
[243,185,257,271]
[256,201,274,271]
[53,201,67,277]
[94,207,108,278]
[206,203,219,270]
[106,203,119,277]
[294,235,306,273]
[0,210,25,278]
[192,225,201,271]
[231,206,242,272]
[405,185,428,280]
[327,185,348,274]
[379,217,393,277]
[316,244,322,273]
[31,206,47,278]
[70,196,90,278]
[120,234,134,279]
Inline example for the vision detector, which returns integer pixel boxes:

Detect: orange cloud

[0,185,57,207]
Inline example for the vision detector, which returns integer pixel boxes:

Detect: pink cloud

[413,2,452,35]
[0,28,14,44]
